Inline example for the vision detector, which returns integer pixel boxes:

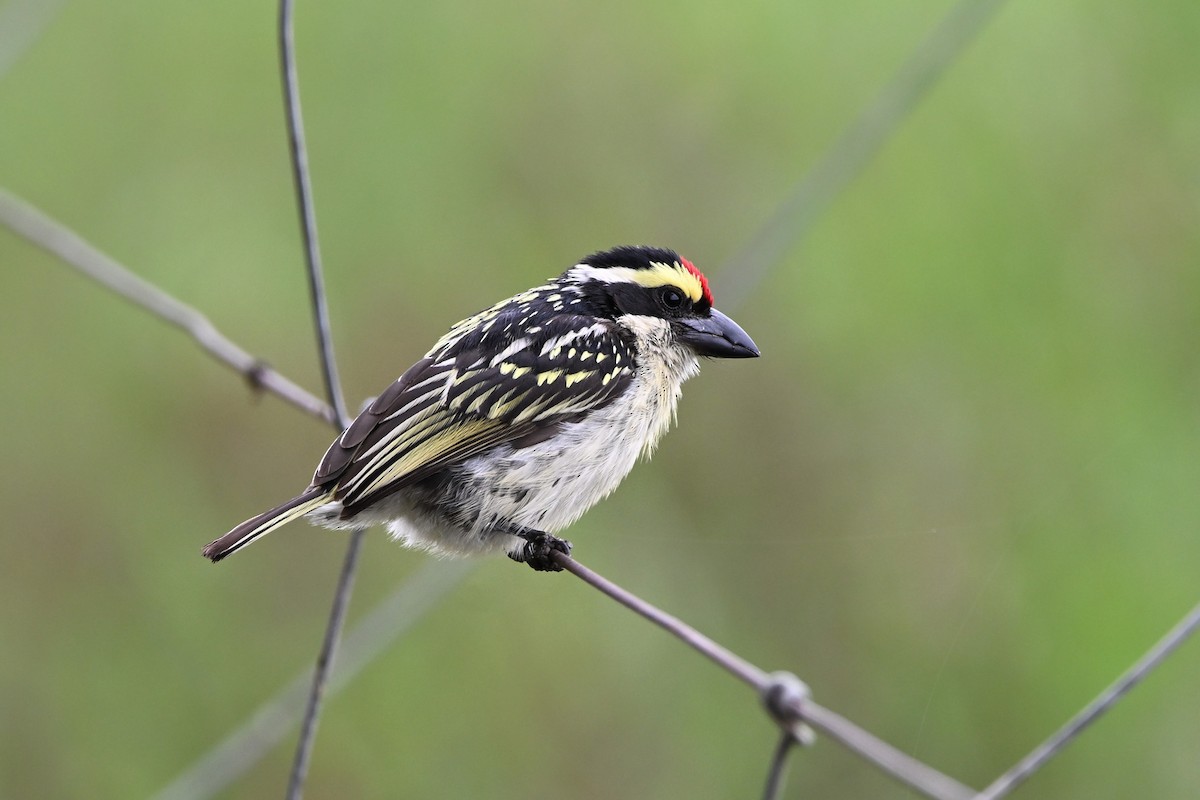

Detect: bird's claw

[509,531,572,572]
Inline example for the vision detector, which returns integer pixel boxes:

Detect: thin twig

[974,599,1200,800]
[152,561,473,800]
[277,2,357,797]
[553,552,977,800]
[761,732,798,800]
[0,188,335,425]
[719,0,1009,310]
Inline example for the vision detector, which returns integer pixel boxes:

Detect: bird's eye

[659,287,685,309]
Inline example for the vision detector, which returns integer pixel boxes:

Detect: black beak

[677,308,760,359]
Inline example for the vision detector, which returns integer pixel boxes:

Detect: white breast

[466,315,699,537]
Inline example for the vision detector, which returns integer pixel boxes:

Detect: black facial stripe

[606,282,707,321]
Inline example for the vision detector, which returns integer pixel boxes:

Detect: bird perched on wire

[203,245,759,571]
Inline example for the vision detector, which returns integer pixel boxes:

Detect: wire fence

[3,1,1198,798]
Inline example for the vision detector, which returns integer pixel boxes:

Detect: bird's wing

[312,312,636,516]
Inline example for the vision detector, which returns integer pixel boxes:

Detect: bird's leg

[505,526,572,572]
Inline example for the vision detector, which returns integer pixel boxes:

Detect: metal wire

[277,2,357,797]
[975,598,1200,800]
[718,0,1009,311]
[6,0,1197,797]
[0,188,336,425]
[152,561,473,800]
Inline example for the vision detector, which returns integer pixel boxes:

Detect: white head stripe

[571,263,705,304]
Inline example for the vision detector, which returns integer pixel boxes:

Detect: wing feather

[310,309,636,518]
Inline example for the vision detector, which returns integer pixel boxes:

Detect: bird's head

[564,245,760,359]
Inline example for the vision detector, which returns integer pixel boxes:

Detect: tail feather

[203,488,331,562]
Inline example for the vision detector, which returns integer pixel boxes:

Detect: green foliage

[1,0,1197,797]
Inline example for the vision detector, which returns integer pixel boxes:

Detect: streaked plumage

[203,246,758,570]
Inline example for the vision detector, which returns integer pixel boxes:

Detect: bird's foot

[508,530,572,572]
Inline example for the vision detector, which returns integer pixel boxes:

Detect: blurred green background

[2,0,1198,797]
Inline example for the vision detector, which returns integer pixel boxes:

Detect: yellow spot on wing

[497,362,530,379]
[536,370,563,386]
[564,371,594,387]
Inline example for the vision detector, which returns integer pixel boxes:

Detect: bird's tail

[202,487,332,562]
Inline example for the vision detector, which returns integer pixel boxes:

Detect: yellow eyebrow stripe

[592,263,705,303]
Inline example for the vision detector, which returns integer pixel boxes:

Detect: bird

[202,245,759,571]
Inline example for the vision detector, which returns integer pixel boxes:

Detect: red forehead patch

[679,257,713,305]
